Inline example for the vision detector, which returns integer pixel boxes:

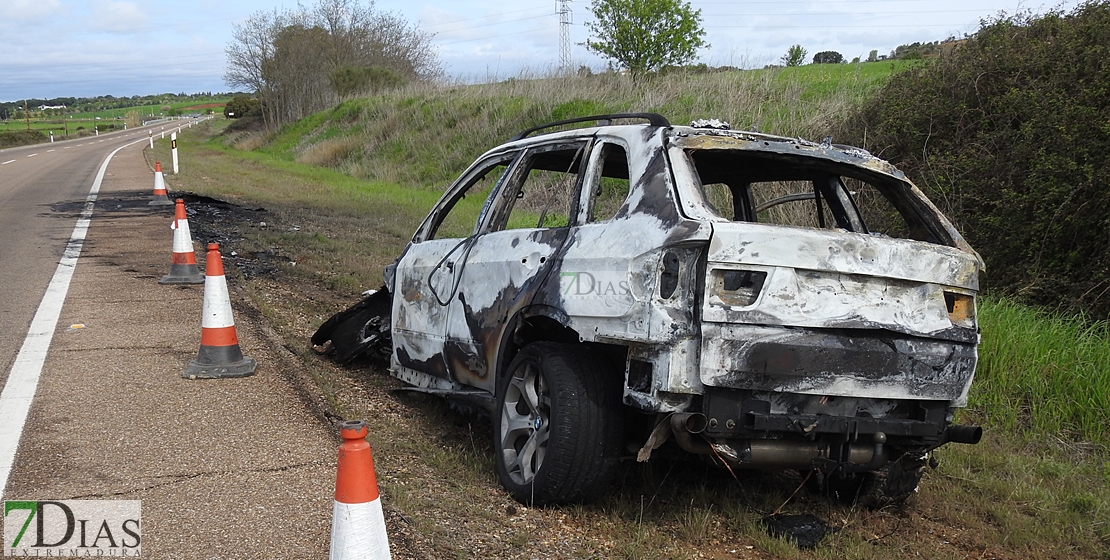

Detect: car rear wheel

[494,342,622,505]
[804,452,927,508]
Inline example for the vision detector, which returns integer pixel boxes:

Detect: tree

[330,66,406,99]
[867,49,879,62]
[224,0,440,127]
[584,0,708,74]
[812,51,844,64]
[781,45,807,67]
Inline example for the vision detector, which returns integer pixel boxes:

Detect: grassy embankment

[150,63,1109,558]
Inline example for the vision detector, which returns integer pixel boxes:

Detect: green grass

[0,120,68,133]
[973,297,1110,446]
[66,98,229,120]
[0,97,227,143]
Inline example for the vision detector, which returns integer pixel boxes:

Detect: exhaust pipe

[669,412,712,455]
[945,424,983,445]
[666,413,887,470]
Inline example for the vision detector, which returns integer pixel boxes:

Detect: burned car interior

[686,149,953,245]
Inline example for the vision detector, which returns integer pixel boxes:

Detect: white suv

[314,113,984,507]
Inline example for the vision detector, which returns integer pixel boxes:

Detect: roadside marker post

[148,162,173,206]
[330,420,391,560]
[149,130,153,149]
[183,243,257,379]
[49,132,53,143]
[171,132,179,174]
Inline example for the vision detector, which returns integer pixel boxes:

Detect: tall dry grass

[257,63,897,191]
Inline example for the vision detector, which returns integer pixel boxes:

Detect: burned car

[314,113,984,506]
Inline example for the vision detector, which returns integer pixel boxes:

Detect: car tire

[494,342,623,506]
[857,453,927,509]
[311,289,391,365]
[805,452,926,508]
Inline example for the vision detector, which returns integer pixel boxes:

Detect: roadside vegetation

[145,37,1109,554]
[235,61,905,192]
[839,2,1110,320]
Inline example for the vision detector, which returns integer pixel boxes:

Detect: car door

[440,140,592,393]
[391,151,520,383]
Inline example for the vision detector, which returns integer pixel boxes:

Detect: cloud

[90,0,148,33]
[0,0,63,20]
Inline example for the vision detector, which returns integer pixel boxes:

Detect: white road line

[1,160,14,165]
[27,154,38,158]
[47,149,56,152]
[0,137,147,499]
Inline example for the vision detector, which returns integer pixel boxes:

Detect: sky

[0,0,1083,102]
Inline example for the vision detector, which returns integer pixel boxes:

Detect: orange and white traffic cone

[149,161,173,206]
[159,198,205,285]
[330,420,391,560]
[183,242,257,379]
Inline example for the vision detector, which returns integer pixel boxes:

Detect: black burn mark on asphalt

[62,190,283,279]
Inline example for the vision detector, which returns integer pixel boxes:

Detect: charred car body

[314,114,984,506]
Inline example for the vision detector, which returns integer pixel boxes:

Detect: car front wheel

[494,342,622,505]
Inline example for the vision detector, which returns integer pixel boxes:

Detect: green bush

[224,95,261,119]
[840,2,1110,319]
[0,130,47,149]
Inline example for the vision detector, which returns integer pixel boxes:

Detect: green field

[0,98,228,144]
[65,98,228,120]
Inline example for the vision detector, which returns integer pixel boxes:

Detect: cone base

[183,356,257,379]
[159,273,204,284]
[160,263,204,284]
[149,196,174,206]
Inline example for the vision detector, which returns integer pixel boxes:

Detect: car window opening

[687,149,949,245]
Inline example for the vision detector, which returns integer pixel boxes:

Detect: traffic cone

[159,199,205,285]
[183,243,257,379]
[330,420,391,560]
[149,162,173,206]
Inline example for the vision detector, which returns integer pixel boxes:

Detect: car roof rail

[509,113,671,141]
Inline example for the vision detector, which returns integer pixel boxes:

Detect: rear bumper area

[701,387,952,443]
[700,323,977,406]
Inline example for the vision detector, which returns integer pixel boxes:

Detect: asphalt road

[0,131,133,387]
[0,126,338,558]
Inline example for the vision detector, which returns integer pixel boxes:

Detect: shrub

[839,2,1110,319]
[0,130,47,149]
[812,51,843,64]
